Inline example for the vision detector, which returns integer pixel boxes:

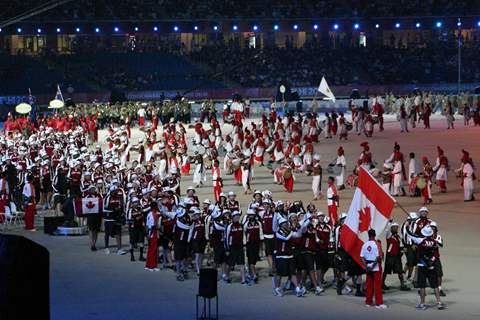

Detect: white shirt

[360,240,380,271]
[137,108,146,117]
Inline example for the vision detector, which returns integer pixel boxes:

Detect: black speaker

[44,216,65,234]
[0,234,50,320]
[198,268,217,299]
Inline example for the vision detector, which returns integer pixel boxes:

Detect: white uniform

[408,158,418,184]
[392,160,403,196]
[334,155,346,187]
[462,163,475,200]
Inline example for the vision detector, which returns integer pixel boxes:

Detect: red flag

[340,166,396,266]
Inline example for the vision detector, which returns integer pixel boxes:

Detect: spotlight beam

[0,0,75,29]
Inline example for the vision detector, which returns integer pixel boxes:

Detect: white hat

[262,190,272,198]
[409,212,418,219]
[190,207,201,215]
[203,199,211,204]
[187,186,195,192]
[228,191,235,197]
[313,154,321,161]
[232,211,241,217]
[419,206,429,213]
[340,212,348,220]
[246,209,255,215]
[276,200,284,206]
[317,211,325,216]
[390,222,399,228]
[211,208,222,219]
[421,225,434,237]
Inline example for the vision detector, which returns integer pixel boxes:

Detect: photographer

[406,225,445,310]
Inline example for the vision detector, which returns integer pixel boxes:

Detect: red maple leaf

[358,206,371,232]
[86,201,95,209]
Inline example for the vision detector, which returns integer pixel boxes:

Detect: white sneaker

[376,304,388,309]
[315,286,324,295]
[295,287,306,297]
[344,285,353,294]
[273,288,284,297]
[104,248,111,254]
[117,249,127,255]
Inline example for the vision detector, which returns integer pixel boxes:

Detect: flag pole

[394,201,410,217]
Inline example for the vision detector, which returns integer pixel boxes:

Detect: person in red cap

[433,146,449,193]
[359,142,373,169]
[456,150,475,201]
[326,176,339,225]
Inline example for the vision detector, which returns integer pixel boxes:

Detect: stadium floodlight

[153,26,158,31]
[293,24,298,30]
[232,25,238,31]
[173,26,179,32]
[213,25,218,31]
[436,21,442,28]
[95,27,100,33]
[37,28,42,33]
[17,27,22,33]
[313,24,318,30]
[375,24,380,29]
[134,27,139,32]
[478,21,480,27]
[333,24,339,30]
[273,24,279,31]
[75,27,81,33]
[0,28,2,32]
[194,25,198,31]
[253,25,258,31]
[354,23,359,30]
[56,27,61,33]
[114,27,119,32]
[416,22,421,28]
[457,21,462,27]
[395,23,400,28]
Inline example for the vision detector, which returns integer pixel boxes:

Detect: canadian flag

[74,197,103,217]
[340,166,395,266]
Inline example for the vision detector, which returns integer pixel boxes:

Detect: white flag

[317,77,336,103]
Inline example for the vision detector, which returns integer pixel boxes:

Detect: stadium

[0,1,479,320]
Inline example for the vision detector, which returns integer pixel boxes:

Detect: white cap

[228,191,235,197]
[421,225,434,237]
[340,212,348,220]
[409,212,418,219]
[419,206,429,213]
